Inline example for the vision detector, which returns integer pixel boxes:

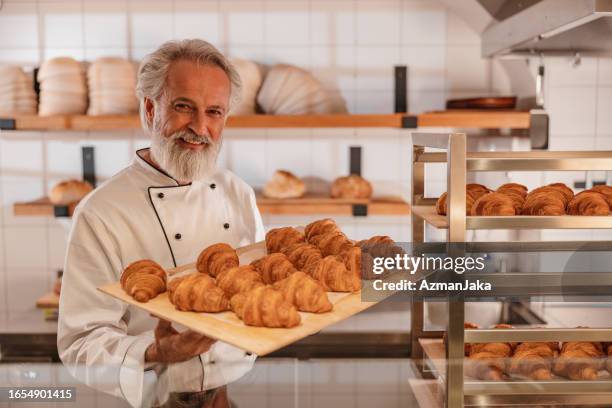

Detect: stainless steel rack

[410,132,612,407]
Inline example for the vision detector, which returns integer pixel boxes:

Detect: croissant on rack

[467,183,491,198]
[508,341,560,380]
[167,273,229,312]
[251,253,298,284]
[605,343,612,374]
[465,324,515,381]
[521,189,567,216]
[567,191,611,216]
[120,260,167,302]
[553,340,604,380]
[216,265,264,298]
[196,243,239,277]
[496,183,527,213]
[470,192,516,216]
[435,190,477,216]
[527,183,574,206]
[272,271,333,313]
[230,285,301,328]
[266,227,305,253]
[442,322,480,356]
[592,185,612,208]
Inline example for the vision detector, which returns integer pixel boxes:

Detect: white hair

[136,39,241,132]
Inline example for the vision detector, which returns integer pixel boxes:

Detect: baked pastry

[307,255,361,292]
[308,230,354,256]
[435,190,477,216]
[330,175,372,199]
[196,243,239,277]
[167,273,229,312]
[266,227,305,254]
[508,342,560,380]
[272,271,333,313]
[216,265,264,299]
[250,253,298,284]
[592,185,612,208]
[357,236,403,280]
[465,324,515,381]
[466,183,491,199]
[553,340,604,380]
[470,192,516,216]
[605,343,612,374]
[567,191,611,216]
[529,183,574,205]
[120,260,166,302]
[521,189,567,216]
[230,286,301,328]
[281,242,323,270]
[49,179,93,205]
[496,183,528,213]
[442,322,480,356]
[263,170,306,199]
[304,218,340,241]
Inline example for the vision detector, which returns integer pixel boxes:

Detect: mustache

[170,129,214,145]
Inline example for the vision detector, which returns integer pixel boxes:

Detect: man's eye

[174,103,193,112]
[207,109,223,116]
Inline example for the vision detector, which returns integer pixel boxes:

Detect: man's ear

[144,97,155,126]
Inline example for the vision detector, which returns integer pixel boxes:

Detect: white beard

[149,122,221,183]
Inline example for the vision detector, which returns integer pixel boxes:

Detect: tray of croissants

[98,218,399,356]
[439,323,612,382]
[436,182,612,216]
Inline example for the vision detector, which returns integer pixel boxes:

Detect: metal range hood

[480,0,612,57]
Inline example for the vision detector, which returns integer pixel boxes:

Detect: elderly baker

[58,39,264,407]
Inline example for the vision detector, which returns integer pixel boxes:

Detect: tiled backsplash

[0,1,611,328]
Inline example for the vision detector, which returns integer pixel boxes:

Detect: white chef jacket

[57,148,265,408]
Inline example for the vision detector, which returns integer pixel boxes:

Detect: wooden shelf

[0,111,532,131]
[13,197,75,217]
[14,195,411,218]
[412,205,612,230]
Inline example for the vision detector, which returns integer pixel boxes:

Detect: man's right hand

[145,319,216,364]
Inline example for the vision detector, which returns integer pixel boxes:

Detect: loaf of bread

[263,170,306,199]
[330,175,372,199]
[567,191,611,216]
[49,179,93,205]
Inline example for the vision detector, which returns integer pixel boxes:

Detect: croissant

[307,255,361,292]
[216,265,264,298]
[250,253,298,284]
[272,271,333,313]
[442,322,480,356]
[605,343,612,374]
[308,230,353,256]
[529,183,574,205]
[121,259,166,302]
[167,273,229,312]
[281,242,323,270]
[553,341,604,380]
[304,218,339,241]
[266,226,305,253]
[567,191,611,216]
[435,190,477,216]
[592,185,612,208]
[465,324,515,381]
[230,285,301,328]
[196,243,239,277]
[357,236,402,280]
[521,190,566,216]
[508,342,560,380]
[497,182,528,199]
[466,183,491,199]
[470,192,516,216]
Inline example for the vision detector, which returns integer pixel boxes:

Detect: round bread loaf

[263,170,306,199]
[330,175,372,199]
[49,179,93,205]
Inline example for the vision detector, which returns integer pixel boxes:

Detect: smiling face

[146,59,231,183]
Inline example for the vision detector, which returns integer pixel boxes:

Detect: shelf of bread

[420,338,612,397]
[256,193,411,216]
[411,205,612,229]
[13,197,76,217]
[415,150,612,171]
[1,111,533,131]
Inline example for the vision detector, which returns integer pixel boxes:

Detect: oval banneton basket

[98,240,399,356]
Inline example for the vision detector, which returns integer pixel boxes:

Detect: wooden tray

[98,241,384,356]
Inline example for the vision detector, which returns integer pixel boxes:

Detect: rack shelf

[412,205,612,229]
[0,111,532,131]
[14,195,411,218]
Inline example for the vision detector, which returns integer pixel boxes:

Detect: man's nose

[189,111,215,140]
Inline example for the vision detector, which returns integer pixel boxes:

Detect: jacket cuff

[119,334,157,408]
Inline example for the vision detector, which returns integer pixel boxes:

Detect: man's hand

[145,319,216,364]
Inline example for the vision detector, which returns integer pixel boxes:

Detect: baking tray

[98,240,388,356]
